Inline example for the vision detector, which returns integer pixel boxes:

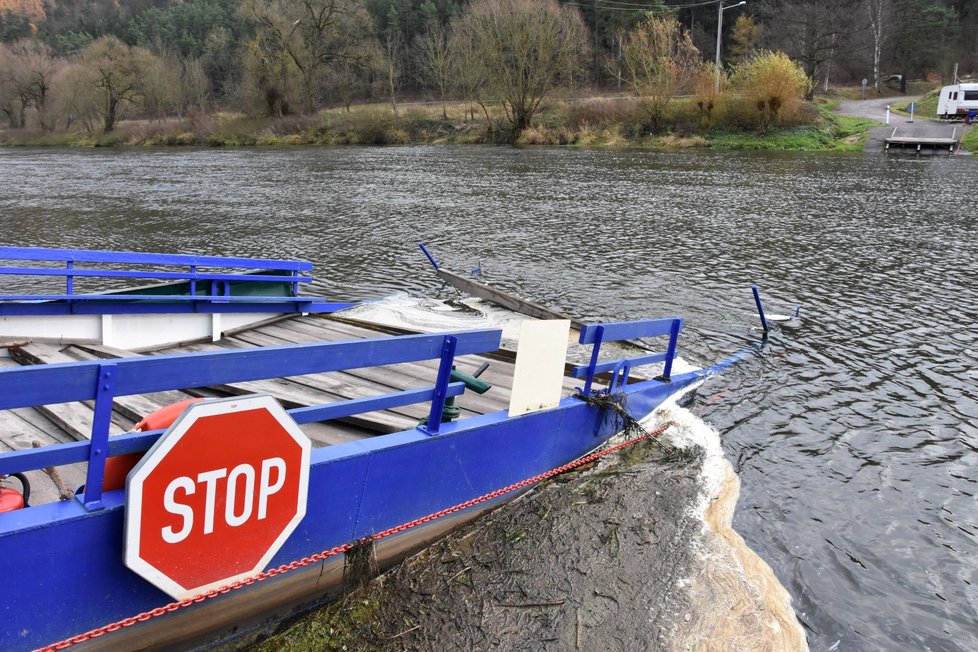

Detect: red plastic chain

[37,422,672,651]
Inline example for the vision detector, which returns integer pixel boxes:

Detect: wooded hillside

[1,0,975,138]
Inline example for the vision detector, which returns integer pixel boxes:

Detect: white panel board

[508,319,571,417]
[0,312,280,350]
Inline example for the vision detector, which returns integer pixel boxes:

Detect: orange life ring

[132,398,204,432]
[103,398,205,492]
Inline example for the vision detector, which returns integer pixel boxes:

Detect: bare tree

[78,37,154,133]
[239,0,373,115]
[615,14,700,130]
[454,0,590,139]
[0,44,21,128]
[51,62,102,132]
[865,0,894,92]
[0,39,57,129]
[757,0,855,99]
[380,28,403,116]
[327,57,367,111]
[449,18,490,123]
[142,54,182,122]
[416,25,455,119]
[180,58,210,116]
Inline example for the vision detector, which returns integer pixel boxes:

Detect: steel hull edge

[0,374,698,651]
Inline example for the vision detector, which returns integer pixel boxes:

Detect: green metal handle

[449,368,492,395]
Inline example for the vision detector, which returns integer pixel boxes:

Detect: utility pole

[715,0,747,93]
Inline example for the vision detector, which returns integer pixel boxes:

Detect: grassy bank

[962,127,978,150]
[0,94,879,152]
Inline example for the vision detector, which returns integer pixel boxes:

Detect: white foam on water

[645,397,729,521]
[338,293,533,347]
[645,400,810,651]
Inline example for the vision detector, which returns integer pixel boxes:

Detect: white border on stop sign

[123,393,312,600]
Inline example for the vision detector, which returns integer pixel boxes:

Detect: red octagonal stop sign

[124,394,311,599]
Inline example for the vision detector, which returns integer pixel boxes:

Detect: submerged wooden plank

[310,316,582,395]
[435,268,584,329]
[209,375,417,434]
[87,339,415,435]
[297,420,370,447]
[239,328,499,418]
[287,314,586,400]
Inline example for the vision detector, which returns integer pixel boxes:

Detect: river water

[1,146,976,650]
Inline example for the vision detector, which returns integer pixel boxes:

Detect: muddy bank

[253,407,807,651]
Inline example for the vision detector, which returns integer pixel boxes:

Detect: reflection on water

[2,146,976,650]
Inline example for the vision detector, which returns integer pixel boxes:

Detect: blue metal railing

[0,246,351,315]
[0,311,686,513]
[0,328,503,510]
[571,317,683,394]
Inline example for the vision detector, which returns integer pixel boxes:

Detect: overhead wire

[563,0,729,12]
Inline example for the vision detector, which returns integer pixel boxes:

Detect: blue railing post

[607,360,631,394]
[422,335,458,435]
[189,265,197,296]
[582,325,605,395]
[81,363,118,511]
[65,260,74,296]
[661,318,682,381]
[418,243,440,270]
[752,285,769,332]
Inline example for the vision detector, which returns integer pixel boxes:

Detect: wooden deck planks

[9,344,142,434]
[232,326,506,418]
[67,345,372,448]
[7,347,132,440]
[149,337,419,435]
[272,316,521,391]
[273,314,582,406]
[65,345,205,417]
[0,408,87,505]
[2,308,595,508]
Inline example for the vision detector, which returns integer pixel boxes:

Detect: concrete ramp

[884,125,960,155]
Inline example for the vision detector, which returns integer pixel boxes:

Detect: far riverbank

[0,96,882,153]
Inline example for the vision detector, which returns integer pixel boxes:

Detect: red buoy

[0,487,24,512]
[0,473,29,512]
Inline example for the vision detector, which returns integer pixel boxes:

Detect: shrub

[731,51,812,130]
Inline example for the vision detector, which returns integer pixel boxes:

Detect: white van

[937,83,978,118]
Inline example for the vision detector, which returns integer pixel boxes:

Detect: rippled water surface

[2,146,976,650]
